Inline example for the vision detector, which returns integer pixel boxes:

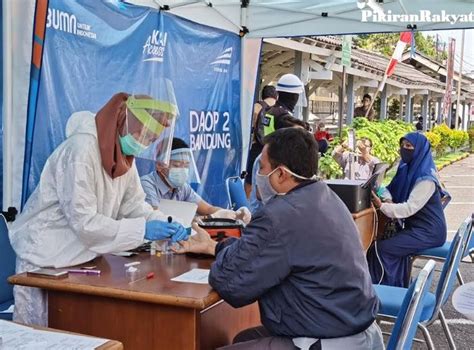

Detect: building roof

[260,36,473,102]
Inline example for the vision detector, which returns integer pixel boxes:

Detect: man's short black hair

[262,85,278,100]
[363,94,372,101]
[172,137,189,150]
[264,128,318,181]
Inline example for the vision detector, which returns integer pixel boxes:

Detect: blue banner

[25,0,241,208]
[0,0,3,208]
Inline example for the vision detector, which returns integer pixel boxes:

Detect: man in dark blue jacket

[175,128,382,349]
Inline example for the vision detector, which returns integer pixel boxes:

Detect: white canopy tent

[3,0,474,210]
[134,0,474,36]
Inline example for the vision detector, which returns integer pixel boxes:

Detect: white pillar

[422,95,429,131]
[406,89,412,123]
[399,96,404,120]
[437,97,443,125]
[461,102,467,130]
[380,85,388,120]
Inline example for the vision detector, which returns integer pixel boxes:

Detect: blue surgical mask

[168,167,189,188]
[119,134,147,156]
[400,148,414,163]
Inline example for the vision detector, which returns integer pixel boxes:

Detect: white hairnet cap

[276,74,304,94]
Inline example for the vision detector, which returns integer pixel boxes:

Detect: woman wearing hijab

[368,132,447,287]
[9,93,188,326]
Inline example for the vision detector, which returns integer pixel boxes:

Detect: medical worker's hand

[211,209,237,220]
[145,220,187,241]
[170,224,191,243]
[235,207,251,225]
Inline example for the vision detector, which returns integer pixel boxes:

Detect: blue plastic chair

[387,259,436,350]
[226,176,249,210]
[0,214,15,320]
[413,213,474,285]
[374,216,472,349]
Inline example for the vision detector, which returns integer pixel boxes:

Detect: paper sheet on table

[0,320,108,349]
[171,268,210,284]
[0,305,14,313]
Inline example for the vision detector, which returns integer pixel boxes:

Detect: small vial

[150,241,157,255]
[126,266,139,282]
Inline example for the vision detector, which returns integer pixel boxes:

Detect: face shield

[121,79,179,163]
[157,148,201,188]
[295,91,308,108]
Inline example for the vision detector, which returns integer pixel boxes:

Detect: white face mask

[168,167,189,188]
[255,167,317,204]
[255,168,279,204]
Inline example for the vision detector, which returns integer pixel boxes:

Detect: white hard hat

[276,74,304,94]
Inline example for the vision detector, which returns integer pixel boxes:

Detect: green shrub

[425,131,442,153]
[448,129,469,150]
[352,117,414,165]
[432,124,452,155]
[318,153,343,179]
[468,127,474,151]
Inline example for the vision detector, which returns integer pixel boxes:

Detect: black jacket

[209,181,378,338]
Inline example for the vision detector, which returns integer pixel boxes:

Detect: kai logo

[143,30,168,62]
[46,8,96,39]
[210,47,232,73]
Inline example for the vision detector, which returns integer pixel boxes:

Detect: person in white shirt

[332,137,380,180]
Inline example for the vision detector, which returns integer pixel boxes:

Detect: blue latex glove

[145,220,186,241]
[170,226,191,243]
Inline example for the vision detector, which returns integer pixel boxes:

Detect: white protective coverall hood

[9,111,167,325]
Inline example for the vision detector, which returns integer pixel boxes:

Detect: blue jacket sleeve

[209,210,290,307]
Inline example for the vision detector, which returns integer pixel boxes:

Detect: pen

[129,272,155,284]
[68,269,101,275]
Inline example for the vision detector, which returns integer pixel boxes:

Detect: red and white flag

[378,31,412,91]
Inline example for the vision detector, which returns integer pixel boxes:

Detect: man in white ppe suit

[9,92,188,326]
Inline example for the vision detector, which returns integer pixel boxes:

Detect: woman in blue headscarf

[368,132,447,287]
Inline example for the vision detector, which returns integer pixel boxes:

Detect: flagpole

[365,31,412,120]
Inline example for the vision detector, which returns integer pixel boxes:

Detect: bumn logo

[46,8,97,39]
[143,30,168,62]
[47,8,77,34]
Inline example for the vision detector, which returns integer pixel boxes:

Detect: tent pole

[2,0,13,211]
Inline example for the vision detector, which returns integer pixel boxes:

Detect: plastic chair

[226,176,249,210]
[387,260,436,350]
[0,214,15,320]
[374,216,472,349]
[413,213,473,285]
